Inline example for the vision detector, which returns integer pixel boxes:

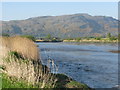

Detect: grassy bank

[2,72,90,89]
[1,52,90,89]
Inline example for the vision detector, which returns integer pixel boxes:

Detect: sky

[1,2,118,21]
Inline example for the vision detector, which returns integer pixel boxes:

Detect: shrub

[45,34,52,40]
[51,38,57,42]
[2,33,10,37]
[95,37,101,40]
[8,51,23,59]
[109,36,117,41]
[107,33,111,38]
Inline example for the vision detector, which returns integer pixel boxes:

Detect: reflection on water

[37,42,118,88]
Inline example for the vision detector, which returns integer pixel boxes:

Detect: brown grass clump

[0,36,40,62]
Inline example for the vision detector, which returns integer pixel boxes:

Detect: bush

[109,36,117,41]
[8,51,23,59]
[2,33,10,37]
[45,34,52,40]
[95,37,101,40]
[51,38,57,42]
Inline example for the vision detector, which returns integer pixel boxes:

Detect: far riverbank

[35,38,118,43]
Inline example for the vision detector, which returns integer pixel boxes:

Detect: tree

[2,33,10,37]
[95,37,101,40]
[46,34,52,39]
[109,36,117,41]
[107,33,111,38]
[118,34,120,41]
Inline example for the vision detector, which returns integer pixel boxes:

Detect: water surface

[37,42,118,88]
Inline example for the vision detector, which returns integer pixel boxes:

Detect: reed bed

[2,53,58,88]
[0,36,58,88]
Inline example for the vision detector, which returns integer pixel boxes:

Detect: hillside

[0,13,118,38]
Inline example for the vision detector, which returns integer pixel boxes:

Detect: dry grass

[0,37,10,59]
[2,52,58,88]
[3,55,36,83]
[0,36,40,61]
[0,36,58,88]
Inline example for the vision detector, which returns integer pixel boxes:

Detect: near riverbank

[1,51,91,89]
[0,36,91,89]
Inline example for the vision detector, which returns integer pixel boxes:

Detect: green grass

[4,51,30,64]
[2,73,36,88]
[2,73,91,89]
[66,81,89,89]
[0,73,2,89]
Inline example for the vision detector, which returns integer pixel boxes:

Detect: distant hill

[0,13,118,38]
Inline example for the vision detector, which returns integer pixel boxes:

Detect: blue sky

[1,2,118,21]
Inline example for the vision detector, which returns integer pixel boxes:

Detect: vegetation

[95,37,101,40]
[1,33,10,37]
[1,33,118,43]
[2,72,90,89]
[1,34,36,41]
[75,37,81,42]
[66,81,89,89]
[63,33,118,43]
[109,36,117,41]
[36,34,63,42]
[118,34,120,42]
[2,73,36,88]
[106,33,117,41]
[107,33,111,39]
[1,50,57,88]
[1,51,90,89]
[45,34,52,40]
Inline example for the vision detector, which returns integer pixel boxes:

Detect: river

[37,42,118,88]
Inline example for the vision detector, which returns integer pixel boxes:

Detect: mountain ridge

[1,13,118,38]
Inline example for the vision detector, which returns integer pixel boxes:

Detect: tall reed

[0,36,58,88]
[0,36,40,61]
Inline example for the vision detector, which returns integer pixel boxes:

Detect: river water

[37,42,118,88]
